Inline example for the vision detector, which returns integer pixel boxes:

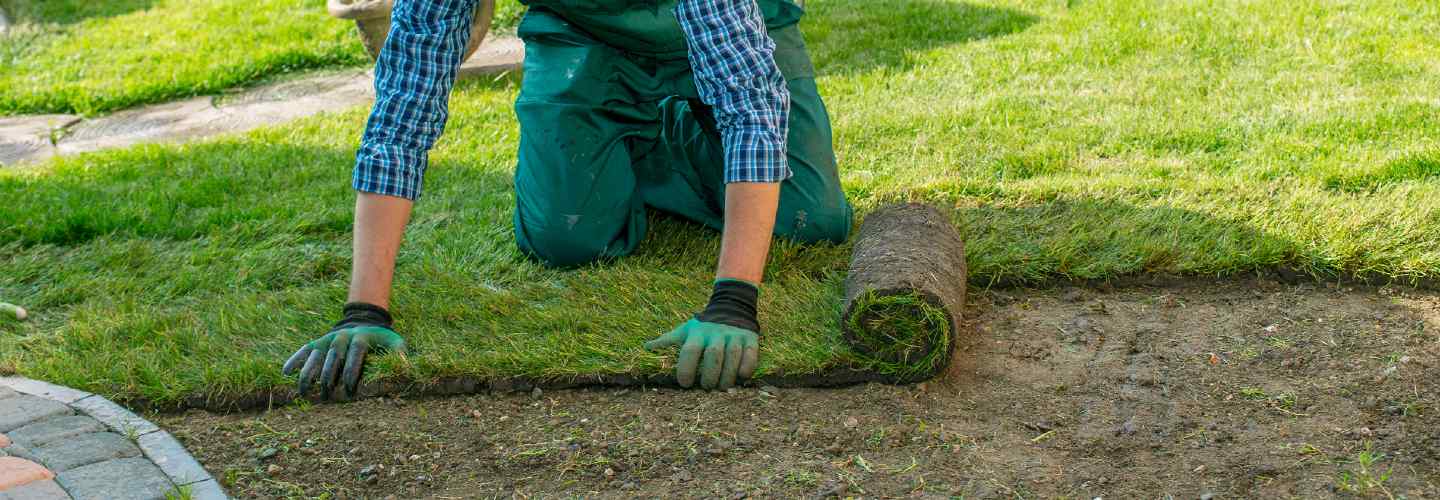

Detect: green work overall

[513,0,853,267]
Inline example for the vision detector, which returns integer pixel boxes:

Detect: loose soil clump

[158,278,1439,498]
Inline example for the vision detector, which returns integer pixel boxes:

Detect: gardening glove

[281,302,406,400]
[644,279,761,390]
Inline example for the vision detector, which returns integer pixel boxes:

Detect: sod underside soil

[3,0,1439,408]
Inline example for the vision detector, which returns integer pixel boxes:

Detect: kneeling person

[283,0,852,397]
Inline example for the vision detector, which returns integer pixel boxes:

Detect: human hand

[281,303,406,399]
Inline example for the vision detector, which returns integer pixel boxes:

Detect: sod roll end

[843,203,966,383]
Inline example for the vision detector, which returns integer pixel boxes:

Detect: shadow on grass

[803,0,1039,75]
[0,140,513,248]
[2,0,157,25]
[944,197,1345,287]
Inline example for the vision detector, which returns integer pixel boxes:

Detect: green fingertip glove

[282,303,407,400]
[644,279,761,390]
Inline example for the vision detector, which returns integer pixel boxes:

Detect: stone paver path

[0,37,523,166]
[0,378,228,500]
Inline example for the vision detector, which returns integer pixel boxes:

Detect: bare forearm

[348,192,413,309]
[716,182,781,284]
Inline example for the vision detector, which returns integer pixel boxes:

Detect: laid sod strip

[3,0,1440,407]
[842,204,966,382]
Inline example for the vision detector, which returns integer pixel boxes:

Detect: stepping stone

[32,432,141,473]
[0,37,522,166]
[0,397,71,433]
[0,479,68,500]
[7,415,106,448]
[56,457,174,500]
[0,456,54,490]
[0,115,77,166]
[0,386,17,400]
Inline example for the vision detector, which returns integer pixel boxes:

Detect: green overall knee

[512,1,850,267]
[511,10,650,267]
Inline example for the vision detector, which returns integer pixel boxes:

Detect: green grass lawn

[3,0,1439,406]
[0,0,527,116]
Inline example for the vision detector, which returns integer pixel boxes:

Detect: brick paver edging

[0,377,229,500]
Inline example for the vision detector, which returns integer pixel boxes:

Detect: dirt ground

[156,278,1440,499]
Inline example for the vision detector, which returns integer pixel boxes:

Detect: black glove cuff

[696,280,760,334]
[333,302,393,330]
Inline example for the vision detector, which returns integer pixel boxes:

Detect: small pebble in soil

[1116,418,1137,436]
[1200,493,1216,500]
[257,447,278,460]
[531,387,543,399]
[843,416,859,428]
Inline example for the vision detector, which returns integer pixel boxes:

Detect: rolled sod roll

[842,203,966,382]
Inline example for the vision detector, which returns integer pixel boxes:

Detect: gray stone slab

[0,396,72,433]
[0,115,75,166]
[0,378,91,405]
[137,431,210,486]
[0,386,17,401]
[70,396,158,436]
[181,479,230,500]
[56,457,174,500]
[457,36,524,79]
[7,415,106,447]
[32,432,141,472]
[3,36,524,166]
[0,479,69,500]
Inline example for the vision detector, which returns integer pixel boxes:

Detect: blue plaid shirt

[353,0,792,200]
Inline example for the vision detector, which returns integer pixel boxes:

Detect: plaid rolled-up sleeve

[352,0,480,200]
[676,0,792,184]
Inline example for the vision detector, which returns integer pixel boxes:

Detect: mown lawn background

[2,0,1439,406]
[0,0,527,116]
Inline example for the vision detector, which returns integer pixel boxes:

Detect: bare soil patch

[156,278,1440,498]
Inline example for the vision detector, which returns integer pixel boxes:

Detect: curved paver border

[0,377,229,500]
